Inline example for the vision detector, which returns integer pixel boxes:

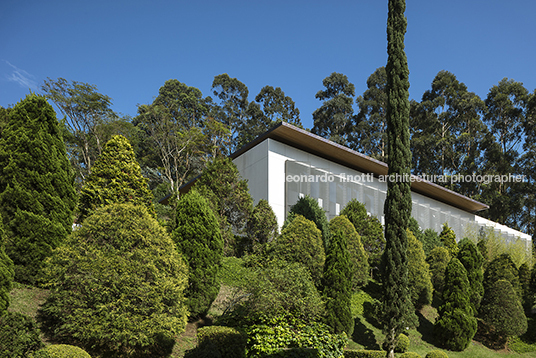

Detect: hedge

[197,326,246,358]
[30,345,91,358]
[343,350,386,358]
[425,350,449,358]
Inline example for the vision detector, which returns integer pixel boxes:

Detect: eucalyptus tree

[255,85,302,127]
[312,72,355,146]
[42,77,115,180]
[480,78,529,227]
[351,66,388,162]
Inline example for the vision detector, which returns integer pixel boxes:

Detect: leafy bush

[350,290,373,316]
[480,279,527,338]
[197,326,246,358]
[268,215,325,287]
[439,223,458,257]
[39,203,189,358]
[245,319,347,358]
[424,350,448,358]
[78,134,155,221]
[324,216,353,336]
[173,189,223,318]
[245,199,278,254]
[427,247,451,304]
[340,199,385,269]
[407,229,433,307]
[287,195,330,247]
[0,311,44,358]
[483,253,521,302]
[457,238,484,313]
[219,260,325,326]
[0,217,14,314]
[343,350,386,358]
[434,258,477,351]
[0,94,76,284]
[398,353,421,358]
[30,344,91,358]
[382,333,409,353]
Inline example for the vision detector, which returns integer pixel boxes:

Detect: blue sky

[1,0,535,130]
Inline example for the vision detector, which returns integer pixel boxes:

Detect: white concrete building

[230,122,531,249]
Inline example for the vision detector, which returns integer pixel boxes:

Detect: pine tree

[480,280,527,344]
[381,0,417,356]
[0,94,76,284]
[269,215,325,287]
[439,223,459,256]
[434,258,477,351]
[172,189,223,318]
[457,238,484,313]
[330,215,369,290]
[323,218,353,336]
[288,195,330,249]
[0,217,14,314]
[78,135,154,221]
[407,229,433,308]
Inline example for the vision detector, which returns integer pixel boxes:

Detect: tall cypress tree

[381,0,416,356]
[0,94,76,284]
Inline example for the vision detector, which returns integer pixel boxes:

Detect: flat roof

[230,122,489,213]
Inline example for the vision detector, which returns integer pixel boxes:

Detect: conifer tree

[407,229,433,308]
[78,135,155,221]
[0,217,14,314]
[288,195,330,249]
[381,0,417,356]
[172,189,223,318]
[245,199,278,253]
[439,223,459,256]
[0,94,76,284]
[457,238,484,313]
[483,253,521,302]
[323,217,353,336]
[434,258,477,351]
[427,247,451,305]
[330,215,369,290]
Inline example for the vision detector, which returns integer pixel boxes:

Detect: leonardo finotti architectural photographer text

[285,173,526,184]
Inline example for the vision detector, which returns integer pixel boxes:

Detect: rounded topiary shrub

[30,344,91,358]
[399,353,421,358]
[425,350,449,358]
[39,203,189,358]
[0,311,44,358]
[382,333,409,353]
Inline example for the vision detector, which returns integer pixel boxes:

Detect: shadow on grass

[352,316,381,350]
[416,310,436,346]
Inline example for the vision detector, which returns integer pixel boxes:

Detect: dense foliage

[457,238,484,312]
[245,199,278,254]
[0,218,14,315]
[78,134,155,221]
[426,247,451,304]
[480,279,527,339]
[434,258,477,351]
[483,253,521,302]
[197,326,247,358]
[381,1,416,356]
[30,344,91,358]
[40,203,189,358]
[0,94,76,284]
[324,216,354,335]
[172,189,223,318]
[287,194,330,247]
[340,199,385,269]
[268,215,325,287]
[0,311,44,358]
[407,229,433,308]
[439,223,458,257]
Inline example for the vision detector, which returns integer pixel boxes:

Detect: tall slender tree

[0,94,76,284]
[381,1,417,356]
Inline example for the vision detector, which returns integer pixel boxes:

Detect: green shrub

[0,217,14,314]
[197,326,246,358]
[483,253,521,302]
[78,134,155,221]
[343,350,385,358]
[324,216,354,336]
[382,333,409,353]
[30,344,91,358]
[399,353,421,358]
[219,260,324,326]
[173,189,223,318]
[439,223,458,257]
[0,94,76,285]
[39,203,188,358]
[407,229,433,308]
[457,238,484,313]
[425,350,449,358]
[287,195,330,247]
[268,215,325,287]
[427,247,451,304]
[245,199,278,254]
[245,319,347,358]
[0,311,43,358]
[434,258,477,351]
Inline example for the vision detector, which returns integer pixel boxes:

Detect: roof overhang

[230,122,489,213]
